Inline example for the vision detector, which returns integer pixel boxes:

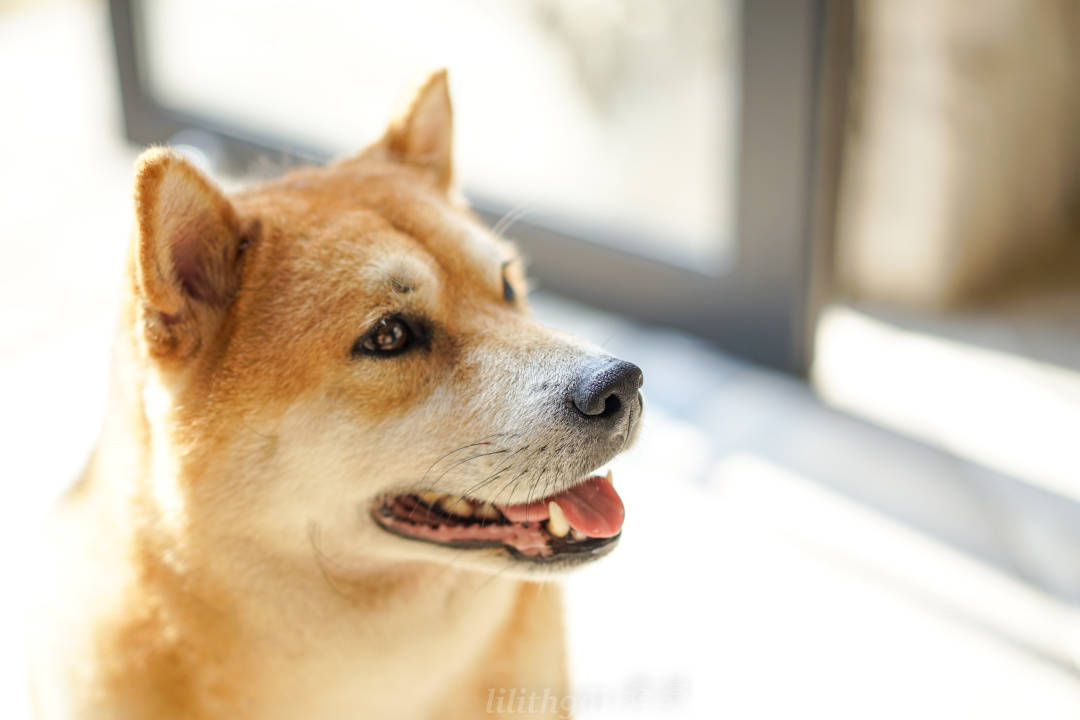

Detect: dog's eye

[354,316,413,357]
[503,277,515,303]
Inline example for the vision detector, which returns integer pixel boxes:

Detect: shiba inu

[29,71,643,719]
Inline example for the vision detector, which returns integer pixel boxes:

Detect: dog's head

[128,71,643,577]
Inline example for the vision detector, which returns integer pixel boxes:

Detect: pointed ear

[132,148,250,357]
[383,69,454,191]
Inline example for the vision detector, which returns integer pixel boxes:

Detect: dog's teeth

[439,497,473,518]
[547,501,570,538]
[418,491,444,505]
[571,528,586,541]
[604,469,613,484]
[474,502,500,520]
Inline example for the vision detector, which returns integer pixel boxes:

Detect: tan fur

[30,72,636,719]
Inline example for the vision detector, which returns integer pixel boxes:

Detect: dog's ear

[382,69,454,191]
[131,148,250,358]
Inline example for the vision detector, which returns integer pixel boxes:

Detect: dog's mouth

[372,472,623,563]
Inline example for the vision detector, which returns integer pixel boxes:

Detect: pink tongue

[499,476,625,538]
[554,476,625,538]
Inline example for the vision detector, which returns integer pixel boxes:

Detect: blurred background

[1,0,1079,717]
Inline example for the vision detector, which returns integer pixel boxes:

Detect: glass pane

[141,0,740,268]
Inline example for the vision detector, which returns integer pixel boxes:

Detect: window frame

[108,0,852,375]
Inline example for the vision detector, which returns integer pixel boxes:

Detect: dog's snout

[571,357,643,421]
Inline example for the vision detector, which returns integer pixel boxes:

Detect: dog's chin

[369,471,624,577]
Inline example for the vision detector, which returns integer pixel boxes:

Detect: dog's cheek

[330,359,441,425]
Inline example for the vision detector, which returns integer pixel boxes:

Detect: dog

[29,70,643,719]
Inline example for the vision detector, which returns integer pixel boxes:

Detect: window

[111,0,850,373]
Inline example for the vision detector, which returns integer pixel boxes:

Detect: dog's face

[130,72,642,578]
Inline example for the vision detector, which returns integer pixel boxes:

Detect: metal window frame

[108,0,851,375]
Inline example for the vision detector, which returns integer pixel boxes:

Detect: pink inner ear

[169,217,220,304]
[134,148,243,320]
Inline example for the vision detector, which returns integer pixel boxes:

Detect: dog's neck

[83,395,532,719]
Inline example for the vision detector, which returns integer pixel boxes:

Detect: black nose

[571,357,643,421]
